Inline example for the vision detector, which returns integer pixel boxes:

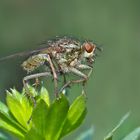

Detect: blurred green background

[0,0,140,140]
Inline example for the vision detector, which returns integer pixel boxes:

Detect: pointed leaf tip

[39,86,50,106]
[6,89,33,130]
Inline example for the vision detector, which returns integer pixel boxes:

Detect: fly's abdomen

[21,54,48,73]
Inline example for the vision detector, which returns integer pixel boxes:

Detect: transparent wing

[0,42,50,62]
[0,36,78,62]
[0,48,46,62]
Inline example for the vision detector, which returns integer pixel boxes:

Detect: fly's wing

[0,43,50,62]
[0,49,41,62]
[0,36,80,62]
[0,38,59,62]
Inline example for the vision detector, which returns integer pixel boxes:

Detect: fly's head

[81,41,96,64]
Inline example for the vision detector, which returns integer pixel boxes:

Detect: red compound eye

[83,42,95,53]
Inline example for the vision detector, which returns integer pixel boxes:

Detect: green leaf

[38,87,50,106]
[44,95,69,140]
[23,85,38,97]
[104,112,130,140]
[32,100,49,136]
[6,89,33,130]
[0,119,25,139]
[0,101,9,115]
[122,127,140,140]
[0,101,26,138]
[61,94,87,137]
[0,87,88,140]
[24,128,44,140]
[24,100,48,140]
[0,132,8,140]
[25,95,69,140]
[76,126,94,140]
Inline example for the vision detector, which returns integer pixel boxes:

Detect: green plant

[104,112,140,140]
[1,86,140,140]
[0,86,87,140]
[75,113,140,140]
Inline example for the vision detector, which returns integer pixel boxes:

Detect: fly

[0,36,100,97]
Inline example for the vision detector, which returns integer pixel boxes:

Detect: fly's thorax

[69,58,80,67]
[21,54,49,73]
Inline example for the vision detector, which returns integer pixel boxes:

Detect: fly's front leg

[77,64,92,70]
[77,64,93,77]
[59,78,88,93]
[72,65,93,95]
[59,67,88,94]
[69,67,88,81]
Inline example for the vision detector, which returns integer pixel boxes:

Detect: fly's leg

[23,72,52,105]
[61,73,70,95]
[76,64,92,70]
[32,78,40,88]
[59,67,88,95]
[69,67,88,79]
[59,77,87,96]
[59,65,93,96]
[77,64,93,78]
[23,72,52,84]
[46,55,58,97]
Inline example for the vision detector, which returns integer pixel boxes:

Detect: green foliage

[75,112,140,140]
[0,86,87,140]
[61,95,87,137]
[104,112,140,140]
[104,112,130,140]
[76,126,94,140]
[0,132,8,140]
[0,86,140,140]
[122,127,140,140]
[6,89,33,130]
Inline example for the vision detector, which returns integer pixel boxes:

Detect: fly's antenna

[94,43,103,58]
[96,44,103,52]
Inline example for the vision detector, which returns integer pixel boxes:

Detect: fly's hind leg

[23,72,52,105]
[46,55,58,97]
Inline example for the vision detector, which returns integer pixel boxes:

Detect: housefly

[0,36,99,97]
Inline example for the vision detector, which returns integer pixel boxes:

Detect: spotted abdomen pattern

[21,54,48,73]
